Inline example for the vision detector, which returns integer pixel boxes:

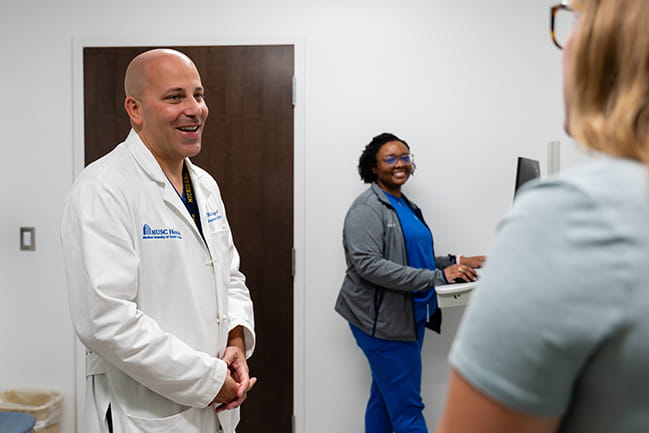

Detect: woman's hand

[458,255,486,269]
[445,264,478,282]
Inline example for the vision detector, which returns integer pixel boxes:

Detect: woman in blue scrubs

[335,133,485,433]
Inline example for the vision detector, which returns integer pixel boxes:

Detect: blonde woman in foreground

[436,1,649,432]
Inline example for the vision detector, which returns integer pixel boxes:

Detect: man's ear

[124,96,143,126]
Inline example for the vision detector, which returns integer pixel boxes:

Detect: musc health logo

[142,224,182,240]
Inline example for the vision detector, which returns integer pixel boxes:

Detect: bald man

[62,49,256,433]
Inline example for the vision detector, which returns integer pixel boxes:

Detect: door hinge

[292,75,296,107]
[291,247,296,278]
[292,414,296,433]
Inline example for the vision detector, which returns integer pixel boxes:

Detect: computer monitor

[514,157,540,196]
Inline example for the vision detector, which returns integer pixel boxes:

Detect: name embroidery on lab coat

[207,210,222,223]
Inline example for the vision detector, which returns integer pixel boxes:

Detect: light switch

[548,140,561,175]
[20,227,35,251]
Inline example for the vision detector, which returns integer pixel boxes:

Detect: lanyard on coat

[182,164,204,237]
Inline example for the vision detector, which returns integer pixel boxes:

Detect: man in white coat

[61,48,256,433]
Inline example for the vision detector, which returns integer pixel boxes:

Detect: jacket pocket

[205,227,231,260]
[113,405,219,433]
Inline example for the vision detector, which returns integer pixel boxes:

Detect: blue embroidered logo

[142,224,182,240]
[206,209,222,223]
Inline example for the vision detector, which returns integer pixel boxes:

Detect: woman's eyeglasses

[550,1,575,50]
[382,154,413,166]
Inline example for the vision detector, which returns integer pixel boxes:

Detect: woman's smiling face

[373,140,412,196]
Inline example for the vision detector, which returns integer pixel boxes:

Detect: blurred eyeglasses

[550,1,575,49]
[382,154,413,166]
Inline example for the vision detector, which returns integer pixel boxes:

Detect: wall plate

[20,227,35,251]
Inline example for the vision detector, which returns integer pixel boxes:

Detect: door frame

[70,35,306,433]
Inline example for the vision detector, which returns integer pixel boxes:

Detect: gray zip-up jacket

[335,183,454,341]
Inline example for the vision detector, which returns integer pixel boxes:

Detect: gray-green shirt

[449,155,649,432]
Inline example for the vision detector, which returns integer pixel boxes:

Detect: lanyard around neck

[180,164,203,236]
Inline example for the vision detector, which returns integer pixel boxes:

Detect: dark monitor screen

[514,157,540,196]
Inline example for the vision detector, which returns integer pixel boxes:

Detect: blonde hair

[568,0,649,163]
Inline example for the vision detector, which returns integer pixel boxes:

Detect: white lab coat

[62,130,255,433]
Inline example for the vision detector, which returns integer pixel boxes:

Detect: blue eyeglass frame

[382,154,413,166]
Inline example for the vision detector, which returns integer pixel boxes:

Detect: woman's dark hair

[358,132,409,183]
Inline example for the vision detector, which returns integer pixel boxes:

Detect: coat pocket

[113,405,219,433]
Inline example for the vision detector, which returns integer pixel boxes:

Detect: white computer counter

[436,281,477,308]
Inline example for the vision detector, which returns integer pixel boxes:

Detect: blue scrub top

[384,191,437,312]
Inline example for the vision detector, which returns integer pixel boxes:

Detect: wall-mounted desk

[436,281,477,308]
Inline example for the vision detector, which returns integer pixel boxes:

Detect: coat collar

[123,128,206,187]
[124,129,168,185]
[123,129,210,238]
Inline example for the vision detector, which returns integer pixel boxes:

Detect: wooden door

[83,45,294,433]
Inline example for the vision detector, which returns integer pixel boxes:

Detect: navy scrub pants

[350,302,429,433]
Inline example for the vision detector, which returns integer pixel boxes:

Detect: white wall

[1,1,581,432]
